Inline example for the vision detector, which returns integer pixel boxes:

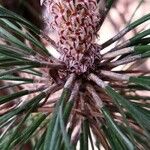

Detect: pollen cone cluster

[48,0,101,74]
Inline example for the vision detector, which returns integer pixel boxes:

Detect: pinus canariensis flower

[0,1,150,149]
[44,0,101,74]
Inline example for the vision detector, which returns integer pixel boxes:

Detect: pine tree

[0,0,150,149]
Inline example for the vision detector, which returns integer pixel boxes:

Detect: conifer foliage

[0,0,150,149]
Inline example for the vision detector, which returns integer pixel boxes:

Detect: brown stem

[102,48,134,59]
[40,30,58,49]
[100,70,130,81]
[108,54,141,67]
[90,123,110,150]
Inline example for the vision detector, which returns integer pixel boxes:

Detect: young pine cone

[42,0,101,74]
